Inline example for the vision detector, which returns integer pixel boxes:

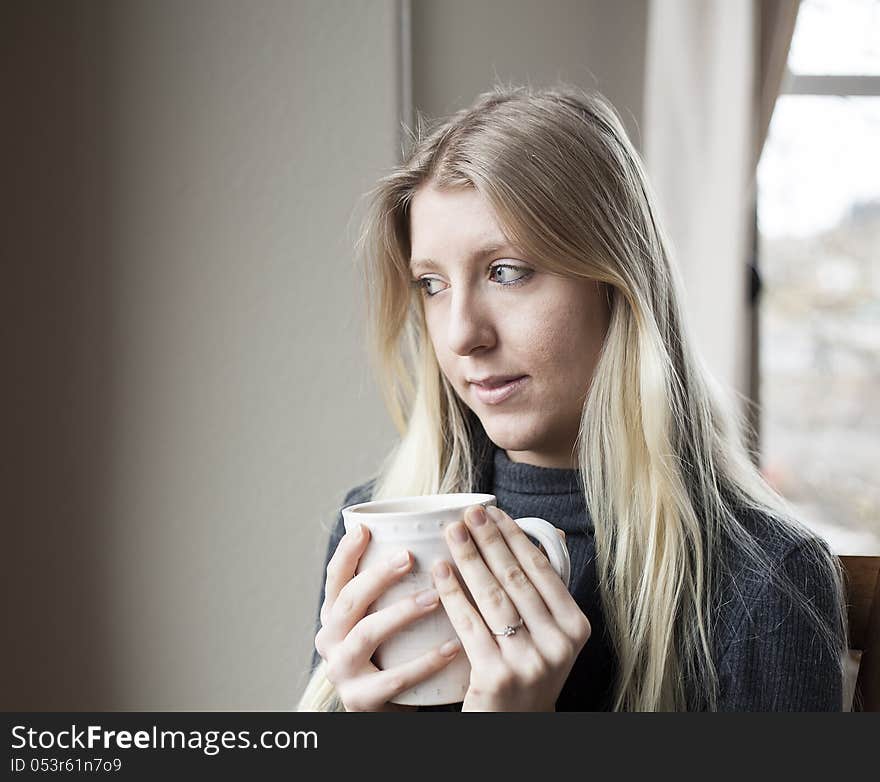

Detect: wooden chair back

[840,555,880,711]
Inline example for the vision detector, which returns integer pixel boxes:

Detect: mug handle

[512,517,571,588]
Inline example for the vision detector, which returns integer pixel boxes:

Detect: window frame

[751,62,880,461]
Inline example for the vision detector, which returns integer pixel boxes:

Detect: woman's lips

[471,376,529,405]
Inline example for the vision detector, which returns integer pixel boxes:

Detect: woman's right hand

[314,522,463,712]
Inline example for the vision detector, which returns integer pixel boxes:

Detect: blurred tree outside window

[757,0,880,553]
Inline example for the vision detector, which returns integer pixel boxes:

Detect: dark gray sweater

[310,446,845,711]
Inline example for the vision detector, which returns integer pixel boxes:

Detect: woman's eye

[411,264,532,298]
[489,265,530,284]
[417,278,443,296]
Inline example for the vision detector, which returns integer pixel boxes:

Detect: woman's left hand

[431,504,591,711]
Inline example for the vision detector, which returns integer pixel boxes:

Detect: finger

[326,548,415,641]
[445,515,524,637]
[460,505,559,643]
[340,640,462,712]
[431,558,499,664]
[321,524,371,626]
[486,506,585,636]
[335,588,442,673]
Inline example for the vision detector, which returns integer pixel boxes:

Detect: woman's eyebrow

[409,242,515,272]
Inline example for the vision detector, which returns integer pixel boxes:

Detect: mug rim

[343,492,496,517]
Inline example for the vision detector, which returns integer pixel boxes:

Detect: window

[757,0,880,553]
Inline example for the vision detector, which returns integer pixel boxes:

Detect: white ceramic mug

[341,492,571,706]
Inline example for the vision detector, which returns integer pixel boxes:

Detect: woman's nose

[445,290,495,356]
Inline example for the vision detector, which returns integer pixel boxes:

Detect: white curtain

[643,0,757,408]
[757,0,801,168]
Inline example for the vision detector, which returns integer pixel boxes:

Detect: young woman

[298,83,848,712]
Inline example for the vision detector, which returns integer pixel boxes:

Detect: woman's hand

[314,523,463,712]
[432,504,591,712]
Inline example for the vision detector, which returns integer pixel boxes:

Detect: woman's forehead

[409,186,513,263]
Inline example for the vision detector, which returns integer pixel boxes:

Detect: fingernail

[440,639,461,656]
[470,506,487,526]
[352,523,364,539]
[434,561,451,579]
[391,550,410,569]
[415,588,439,607]
[450,523,468,543]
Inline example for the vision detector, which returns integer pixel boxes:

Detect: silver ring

[491,617,524,637]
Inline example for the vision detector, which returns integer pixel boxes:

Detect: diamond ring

[491,617,525,637]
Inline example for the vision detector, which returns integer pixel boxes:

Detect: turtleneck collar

[462,415,593,534]
[492,447,583,495]
[467,413,582,496]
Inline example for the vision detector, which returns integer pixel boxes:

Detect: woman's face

[408,184,611,468]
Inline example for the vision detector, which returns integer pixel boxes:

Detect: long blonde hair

[299,82,848,711]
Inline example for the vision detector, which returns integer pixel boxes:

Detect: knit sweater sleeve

[715,539,845,711]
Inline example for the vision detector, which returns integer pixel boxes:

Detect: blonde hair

[299,82,848,712]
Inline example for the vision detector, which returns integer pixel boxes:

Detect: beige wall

[3,0,648,709]
[3,0,401,710]
[412,0,647,149]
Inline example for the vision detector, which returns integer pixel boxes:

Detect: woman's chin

[479,421,543,453]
